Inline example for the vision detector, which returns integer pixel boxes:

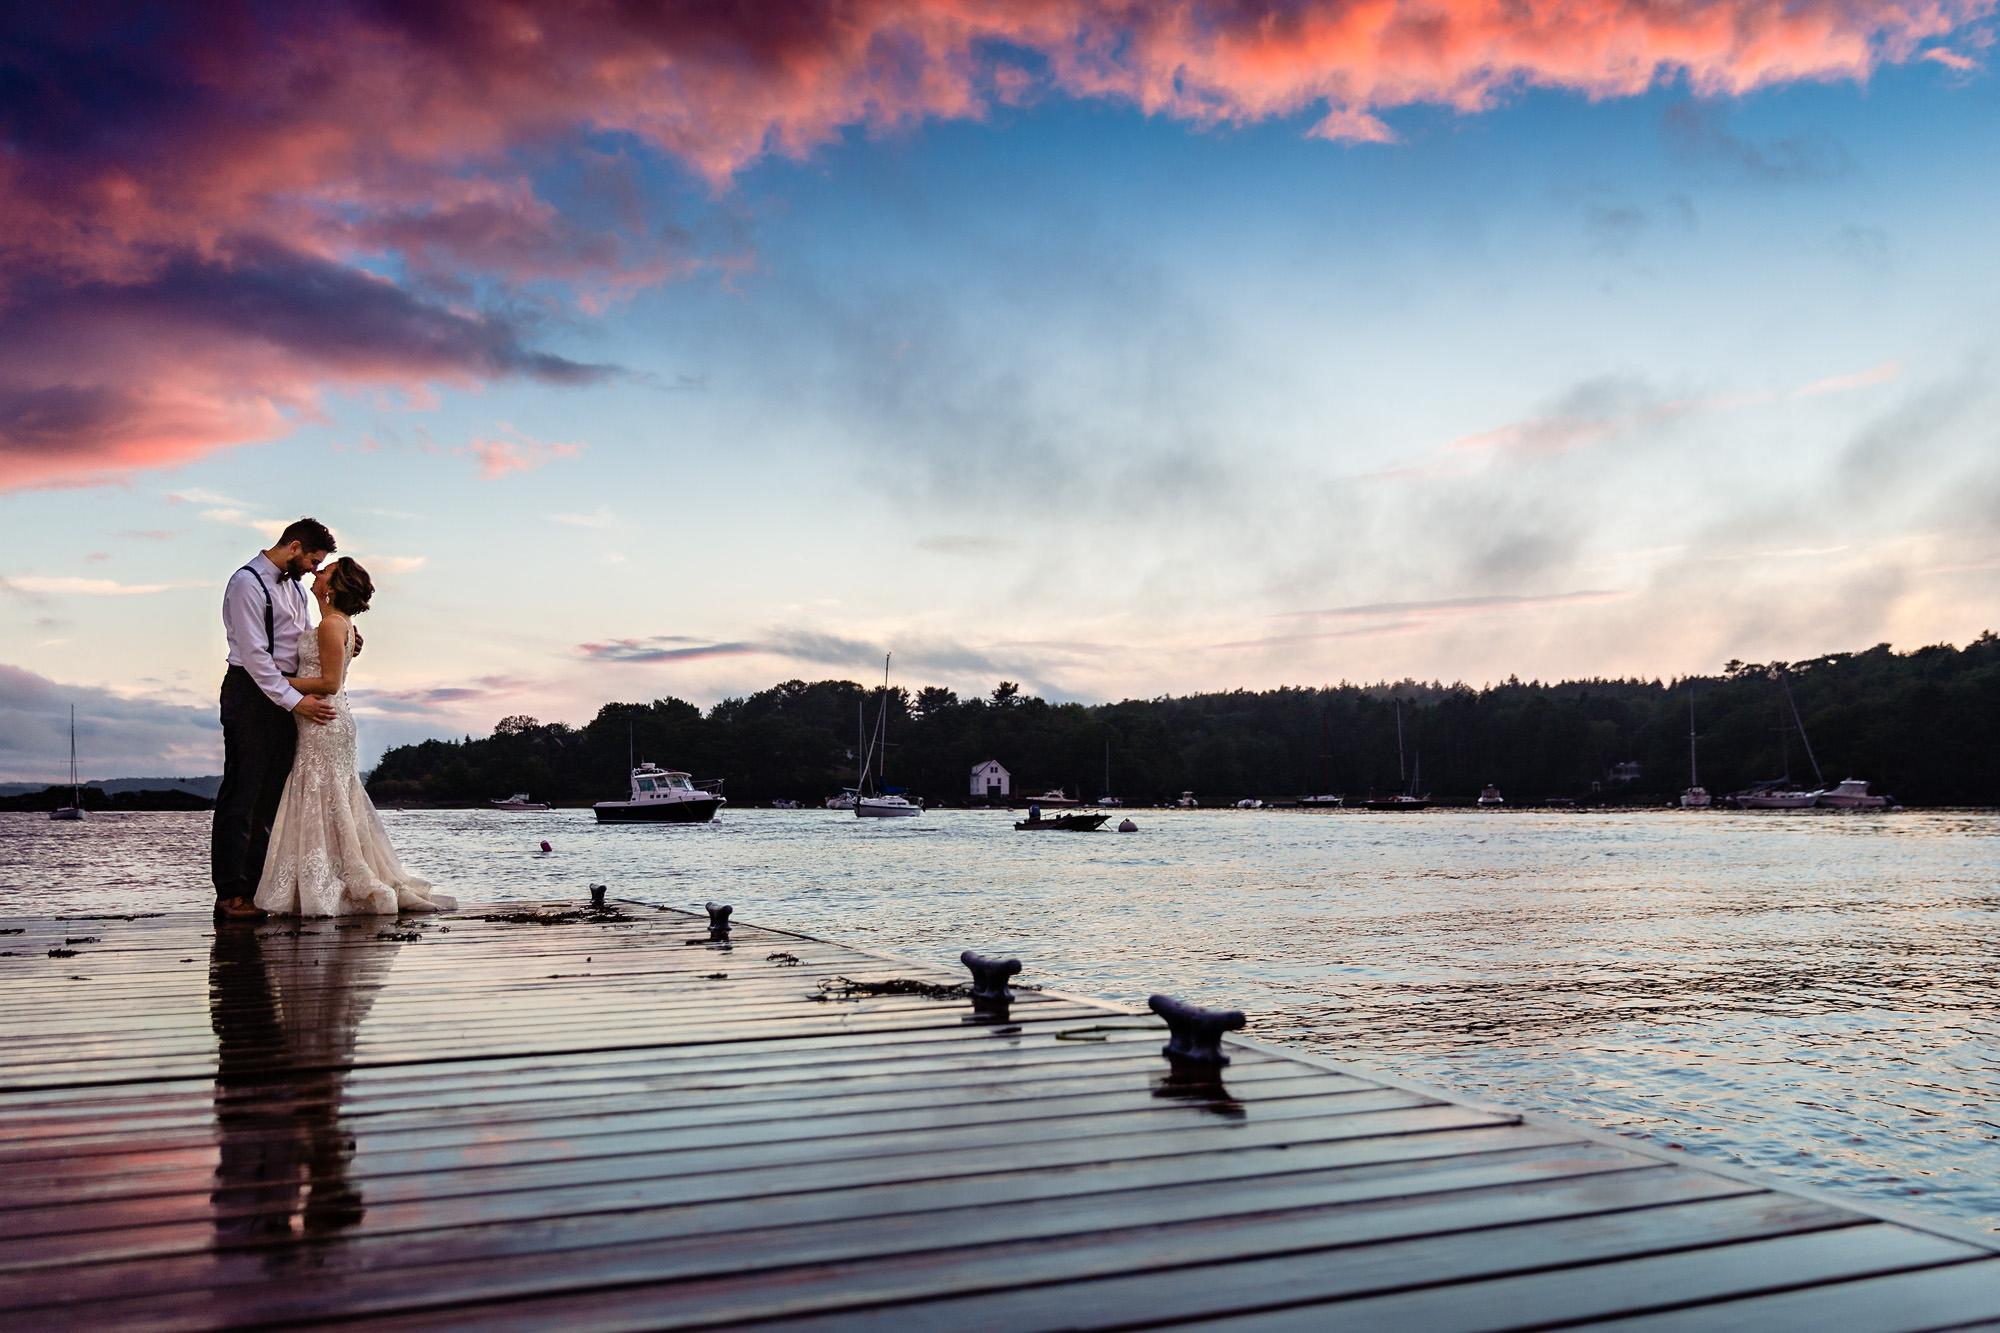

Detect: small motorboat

[1174,791,1199,808]
[771,799,802,809]
[1477,785,1504,807]
[1021,788,1080,808]
[1818,778,1893,810]
[825,792,857,810]
[490,793,550,812]
[1298,794,1344,807]
[1680,787,1712,808]
[594,763,726,823]
[1016,811,1110,831]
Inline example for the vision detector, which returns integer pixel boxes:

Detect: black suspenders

[235,563,275,654]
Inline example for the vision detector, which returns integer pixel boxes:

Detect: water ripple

[3,806,1995,1232]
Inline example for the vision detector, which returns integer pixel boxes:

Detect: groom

[210,518,339,921]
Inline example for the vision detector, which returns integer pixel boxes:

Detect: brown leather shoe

[213,897,268,921]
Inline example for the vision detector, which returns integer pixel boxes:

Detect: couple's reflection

[209,921,396,1259]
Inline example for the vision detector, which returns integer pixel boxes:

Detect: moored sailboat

[1364,700,1431,810]
[854,655,921,818]
[1680,691,1711,808]
[49,705,85,822]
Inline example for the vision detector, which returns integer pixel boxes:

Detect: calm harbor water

[4,806,1996,1234]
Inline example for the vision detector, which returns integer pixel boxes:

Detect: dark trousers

[210,667,297,903]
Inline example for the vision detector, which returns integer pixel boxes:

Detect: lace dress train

[254,623,454,916]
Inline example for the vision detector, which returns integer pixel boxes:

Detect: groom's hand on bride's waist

[293,696,337,724]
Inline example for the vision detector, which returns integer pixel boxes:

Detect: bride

[254,558,455,916]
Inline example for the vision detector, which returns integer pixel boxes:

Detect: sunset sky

[4,1,1999,779]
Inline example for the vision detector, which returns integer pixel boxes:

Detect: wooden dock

[1,900,1995,1330]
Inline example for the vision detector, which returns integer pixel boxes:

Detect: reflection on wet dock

[0,901,1995,1329]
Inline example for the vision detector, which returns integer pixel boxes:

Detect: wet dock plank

[0,901,1993,1330]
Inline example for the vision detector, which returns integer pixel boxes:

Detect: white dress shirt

[223,553,312,712]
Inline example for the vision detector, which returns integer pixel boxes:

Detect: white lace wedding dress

[254,622,455,916]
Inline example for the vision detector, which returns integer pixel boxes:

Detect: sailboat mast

[1778,670,1825,788]
[1321,710,1332,793]
[1395,699,1406,787]
[1687,692,1699,788]
[69,704,78,804]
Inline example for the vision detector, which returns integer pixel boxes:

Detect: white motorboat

[824,792,857,810]
[594,763,725,823]
[1477,785,1504,807]
[1819,778,1893,810]
[1298,794,1344,807]
[50,705,85,821]
[1680,787,1712,808]
[1234,798,1264,809]
[853,654,921,819]
[489,792,550,812]
[1175,791,1199,808]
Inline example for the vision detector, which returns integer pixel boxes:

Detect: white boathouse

[970,759,1011,800]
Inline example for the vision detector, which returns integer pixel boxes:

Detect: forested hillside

[365,635,2000,808]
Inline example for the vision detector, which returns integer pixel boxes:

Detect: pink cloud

[460,430,587,480]
[1791,360,1904,397]
[2,2,1984,490]
[1921,46,1979,68]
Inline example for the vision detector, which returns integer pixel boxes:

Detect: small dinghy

[1015,811,1110,832]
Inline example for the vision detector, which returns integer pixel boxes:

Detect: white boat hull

[1680,787,1712,808]
[1733,791,1820,809]
[855,797,921,818]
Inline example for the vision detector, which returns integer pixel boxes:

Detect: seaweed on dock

[812,975,967,1001]
[479,906,629,926]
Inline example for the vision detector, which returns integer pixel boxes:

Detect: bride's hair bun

[326,557,373,615]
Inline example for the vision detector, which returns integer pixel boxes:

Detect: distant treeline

[365,635,2000,808]
[0,786,216,813]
